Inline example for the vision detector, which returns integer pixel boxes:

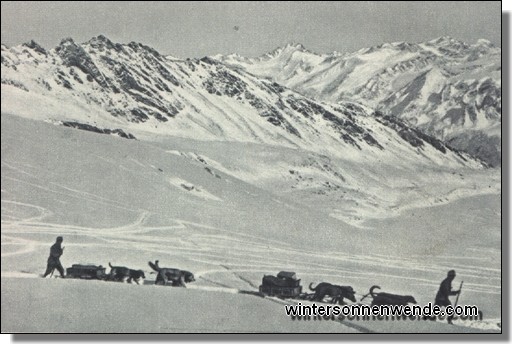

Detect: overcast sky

[1,1,502,58]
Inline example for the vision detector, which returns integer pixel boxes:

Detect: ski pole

[454,281,463,307]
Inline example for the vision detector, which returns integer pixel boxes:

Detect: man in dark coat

[43,236,65,278]
[434,270,460,324]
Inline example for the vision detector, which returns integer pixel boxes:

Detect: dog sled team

[42,236,194,286]
[42,236,462,323]
[303,270,462,324]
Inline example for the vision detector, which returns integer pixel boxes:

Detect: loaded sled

[259,271,302,298]
[66,264,107,280]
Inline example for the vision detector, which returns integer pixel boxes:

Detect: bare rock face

[55,37,109,88]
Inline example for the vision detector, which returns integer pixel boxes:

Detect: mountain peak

[427,35,467,47]
[430,35,456,44]
[284,42,307,50]
[263,42,314,59]
[58,37,76,47]
[88,34,113,44]
[474,38,494,48]
[23,40,47,55]
[86,35,116,50]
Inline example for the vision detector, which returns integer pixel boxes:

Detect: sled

[66,264,107,280]
[259,271,302,298]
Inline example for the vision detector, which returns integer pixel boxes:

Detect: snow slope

[1,114,501,333]
[216,37,501,166]
[1,278,497,333]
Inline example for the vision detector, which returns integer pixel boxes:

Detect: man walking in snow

[43,236,65,278]
[434,269,460,324]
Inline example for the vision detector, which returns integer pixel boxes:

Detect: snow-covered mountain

[1,36,501,333]
[215,37,501,166]
[1,35,481,170]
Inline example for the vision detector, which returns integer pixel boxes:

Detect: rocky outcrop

[61,121,136,139]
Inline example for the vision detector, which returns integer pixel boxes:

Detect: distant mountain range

[215,37,501,166]
[1,35,492,169]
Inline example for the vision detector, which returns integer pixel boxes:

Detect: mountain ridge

[1,35,483,170]
[214,37,501,166]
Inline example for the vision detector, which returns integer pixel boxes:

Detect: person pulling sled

[42,236,65,278]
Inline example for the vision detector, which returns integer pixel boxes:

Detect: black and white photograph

[0,1,505,337]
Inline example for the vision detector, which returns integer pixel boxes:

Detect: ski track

[1,191,501,332]
[48,181,138,209]
[1,200,53,223]
[128,158,147,169]
[3,176,138,213]
[2,209,499,297]
[2,161,39,179]
[1,235,39,258]
[3,222,499,296]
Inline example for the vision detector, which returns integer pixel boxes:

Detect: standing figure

[434,270,460,324]
[43,236,65,278]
